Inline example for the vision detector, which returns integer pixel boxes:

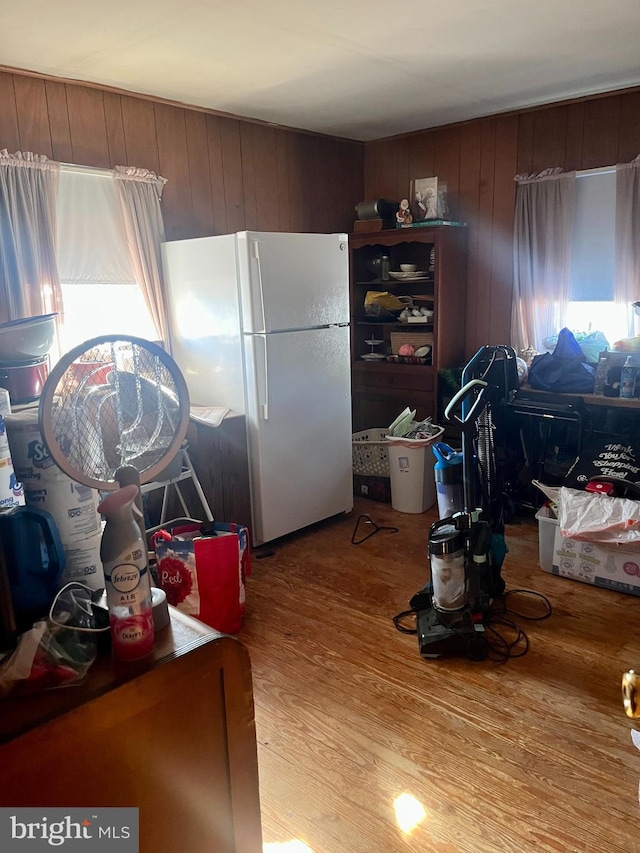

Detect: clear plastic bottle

[98,484,154,661]
[620,357,637,399]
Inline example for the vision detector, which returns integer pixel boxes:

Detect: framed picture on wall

[411,176,439,221]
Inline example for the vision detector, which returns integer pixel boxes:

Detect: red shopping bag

[153,522,251,634]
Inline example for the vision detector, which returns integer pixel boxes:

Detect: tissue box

[548,526,640,597]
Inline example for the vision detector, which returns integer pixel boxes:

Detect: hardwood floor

[240,497,640,853]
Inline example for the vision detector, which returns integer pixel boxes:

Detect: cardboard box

[548,526,640,596]
[353,474,391,503]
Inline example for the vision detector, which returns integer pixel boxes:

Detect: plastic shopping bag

[558,486,640,544]
[153,522,251,634]
[0,584,100,698]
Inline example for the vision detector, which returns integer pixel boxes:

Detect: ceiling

[3,1,640,142]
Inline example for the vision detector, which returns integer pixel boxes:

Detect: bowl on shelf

[400,264,417,273]
[0,313,57,362]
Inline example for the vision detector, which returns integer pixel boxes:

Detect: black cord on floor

[493,588,553,621]
[392,610,417,634]
[392,588,552,662]
[485,588,552,663]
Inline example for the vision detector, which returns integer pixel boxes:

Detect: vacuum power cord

[392,587,552,662]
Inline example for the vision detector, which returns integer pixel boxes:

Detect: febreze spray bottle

[98,484,154,661]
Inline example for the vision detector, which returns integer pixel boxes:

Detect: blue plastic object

[433,442,463,471]
[432,442,464,519]
[0,505,66,615]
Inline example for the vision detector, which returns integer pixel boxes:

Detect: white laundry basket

[387,426,444,513]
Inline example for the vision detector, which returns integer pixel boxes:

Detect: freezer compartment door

[237,231,349,333]
[244,325,353,545]
[162,235,245,411]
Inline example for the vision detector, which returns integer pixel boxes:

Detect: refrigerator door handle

[257,333,269,420]
[251,240,268,333]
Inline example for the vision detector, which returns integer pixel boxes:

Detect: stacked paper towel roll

[5,409,105,590]
[0,414,25,509]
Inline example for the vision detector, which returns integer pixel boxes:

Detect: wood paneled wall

[2,66,638,362]
[0,69,363,244]
[363,89,640,358]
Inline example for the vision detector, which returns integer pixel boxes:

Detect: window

[56,166,158,355]
[565,168,625,347]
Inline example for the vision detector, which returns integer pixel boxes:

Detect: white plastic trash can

[387,427,444,513]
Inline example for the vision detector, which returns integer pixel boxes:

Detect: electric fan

[38,335,190,499]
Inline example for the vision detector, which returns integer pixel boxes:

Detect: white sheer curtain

[0,150,61,323]
[56,166,158,352]
[615,154,640,338]
[511,168,576,354]
[113,166,169,345]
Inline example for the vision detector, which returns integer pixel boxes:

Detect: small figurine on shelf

[397,198,413,227]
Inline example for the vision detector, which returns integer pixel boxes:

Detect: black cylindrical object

[380,255,390,281]
[355,199,399,220]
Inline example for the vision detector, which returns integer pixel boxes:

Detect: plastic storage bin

[352,429,390,477]
[387,426,444,513]
[352,429,391,501]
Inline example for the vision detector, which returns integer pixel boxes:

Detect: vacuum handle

[445,379,488,425]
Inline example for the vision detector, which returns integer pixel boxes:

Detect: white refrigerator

[162,231,353,546]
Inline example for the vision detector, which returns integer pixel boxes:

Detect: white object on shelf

[190,406,230,427]
[388,271,429,281]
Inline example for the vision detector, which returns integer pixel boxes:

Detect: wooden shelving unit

[349,224,468,431]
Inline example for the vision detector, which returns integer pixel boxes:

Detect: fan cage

[39,335,190,490]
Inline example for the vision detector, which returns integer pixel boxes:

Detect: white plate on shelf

[388,271,429,281]
[361,353,387,361]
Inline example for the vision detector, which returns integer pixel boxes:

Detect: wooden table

[518,383,640,410]
[516,383,640,445]
[0,610,263,853]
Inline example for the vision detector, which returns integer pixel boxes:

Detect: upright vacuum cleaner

[414,346,519,660]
